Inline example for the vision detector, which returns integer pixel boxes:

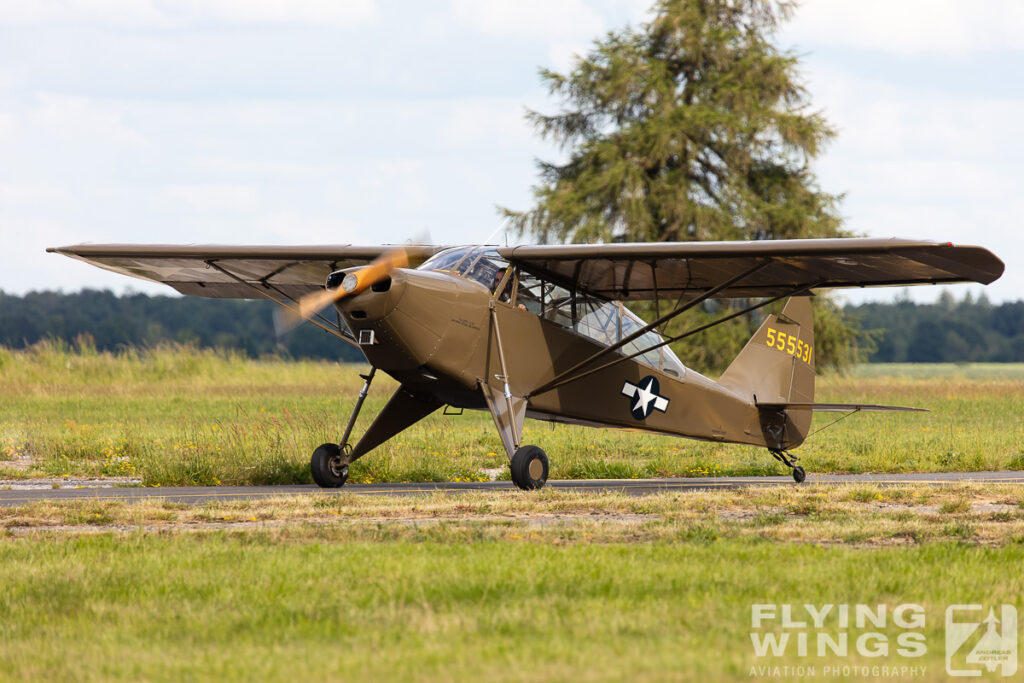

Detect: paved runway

[1,471,1022,506]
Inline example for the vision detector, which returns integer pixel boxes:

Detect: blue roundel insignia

[620,375,670,420]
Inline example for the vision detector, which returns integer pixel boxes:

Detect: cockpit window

[418,247,510,295]
[418,247,474,274]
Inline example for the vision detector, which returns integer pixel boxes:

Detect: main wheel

[792,466,806,484]
[311,443,348,488]
[510,445,548,490]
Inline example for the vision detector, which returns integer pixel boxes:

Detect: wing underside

[498,238,1004,301]
[46,244,445,300]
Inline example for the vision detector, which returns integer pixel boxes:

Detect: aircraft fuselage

[337,267,778,449]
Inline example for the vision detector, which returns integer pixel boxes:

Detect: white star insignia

[621,377,669,417]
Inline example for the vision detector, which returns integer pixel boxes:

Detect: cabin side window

[513,269,545,315]
[575,297,620,347]
[619,306,676,375]
[510,269,686,378]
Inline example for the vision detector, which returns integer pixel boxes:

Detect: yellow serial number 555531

[765,327,813,365]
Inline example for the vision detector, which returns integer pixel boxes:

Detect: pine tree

[503,0,868,372]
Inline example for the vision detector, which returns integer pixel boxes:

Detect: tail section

[718,296,815,449]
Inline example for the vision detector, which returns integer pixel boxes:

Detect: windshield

[418,247,510,294]
[418,247,474,274]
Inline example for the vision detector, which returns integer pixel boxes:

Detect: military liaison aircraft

[49,238,1003,488]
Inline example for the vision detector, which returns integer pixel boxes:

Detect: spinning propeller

[276,243,425,333]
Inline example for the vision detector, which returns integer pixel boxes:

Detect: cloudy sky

[1,0,1020,303]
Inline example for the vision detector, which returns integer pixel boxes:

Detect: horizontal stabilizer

[756,402,928,413]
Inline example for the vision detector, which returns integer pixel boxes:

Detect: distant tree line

[2,289,1021,364]
[0,289,365,362]
[847,291,1024,363]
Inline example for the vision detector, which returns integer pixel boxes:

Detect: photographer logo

[945,605,1017,677]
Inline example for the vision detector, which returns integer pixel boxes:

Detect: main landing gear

[770,448,806,484]
[311,368,376,489]
[510,445,549,490]
[311,442,348,488]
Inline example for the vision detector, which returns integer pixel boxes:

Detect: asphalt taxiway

[0,471,1022,506]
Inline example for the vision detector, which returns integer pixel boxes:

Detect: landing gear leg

[311,367,376,489]
[770,449,806,484]
[340,368,376,454]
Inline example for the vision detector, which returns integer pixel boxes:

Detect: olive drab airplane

[49,238,1003,489]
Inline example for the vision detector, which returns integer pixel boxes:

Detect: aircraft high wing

[497,237,1004,300]
[46,243,446,300]
[51,237,1003,303]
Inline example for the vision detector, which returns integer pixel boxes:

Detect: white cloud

[0,67,18,88]
[252,212,360,244]
[0,0,377,28]
[451,0,604,40]
[0,0,166,27]
[0,183,72,204]
[0,113,12,140]
[546,41,592,73]
[163,184,261,214]
[451,0,668,85]
[192,0,375,27]
[189,157,327,181]
[786,0,1024,54]
[438,98,532,147]
[848,161,1014,203]
[32,93,148,147]
[794,63,1024,187]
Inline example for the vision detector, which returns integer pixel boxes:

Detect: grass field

[2,484,1024,681]
[3,345,1023,680]
[2,342,1023,486]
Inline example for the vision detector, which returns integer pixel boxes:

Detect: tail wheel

[769,448,806,485]
[311,442,348,488]
[510,445,548,490]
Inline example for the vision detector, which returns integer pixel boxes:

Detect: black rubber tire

[311,443,348,488]
[510,445,549,490]
[792,466,806,484]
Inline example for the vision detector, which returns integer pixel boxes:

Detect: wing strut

[529,281,822,398]
[526,260,771,399]
[206,260,359,348]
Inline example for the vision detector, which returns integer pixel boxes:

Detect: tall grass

[2,341,1022,485]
